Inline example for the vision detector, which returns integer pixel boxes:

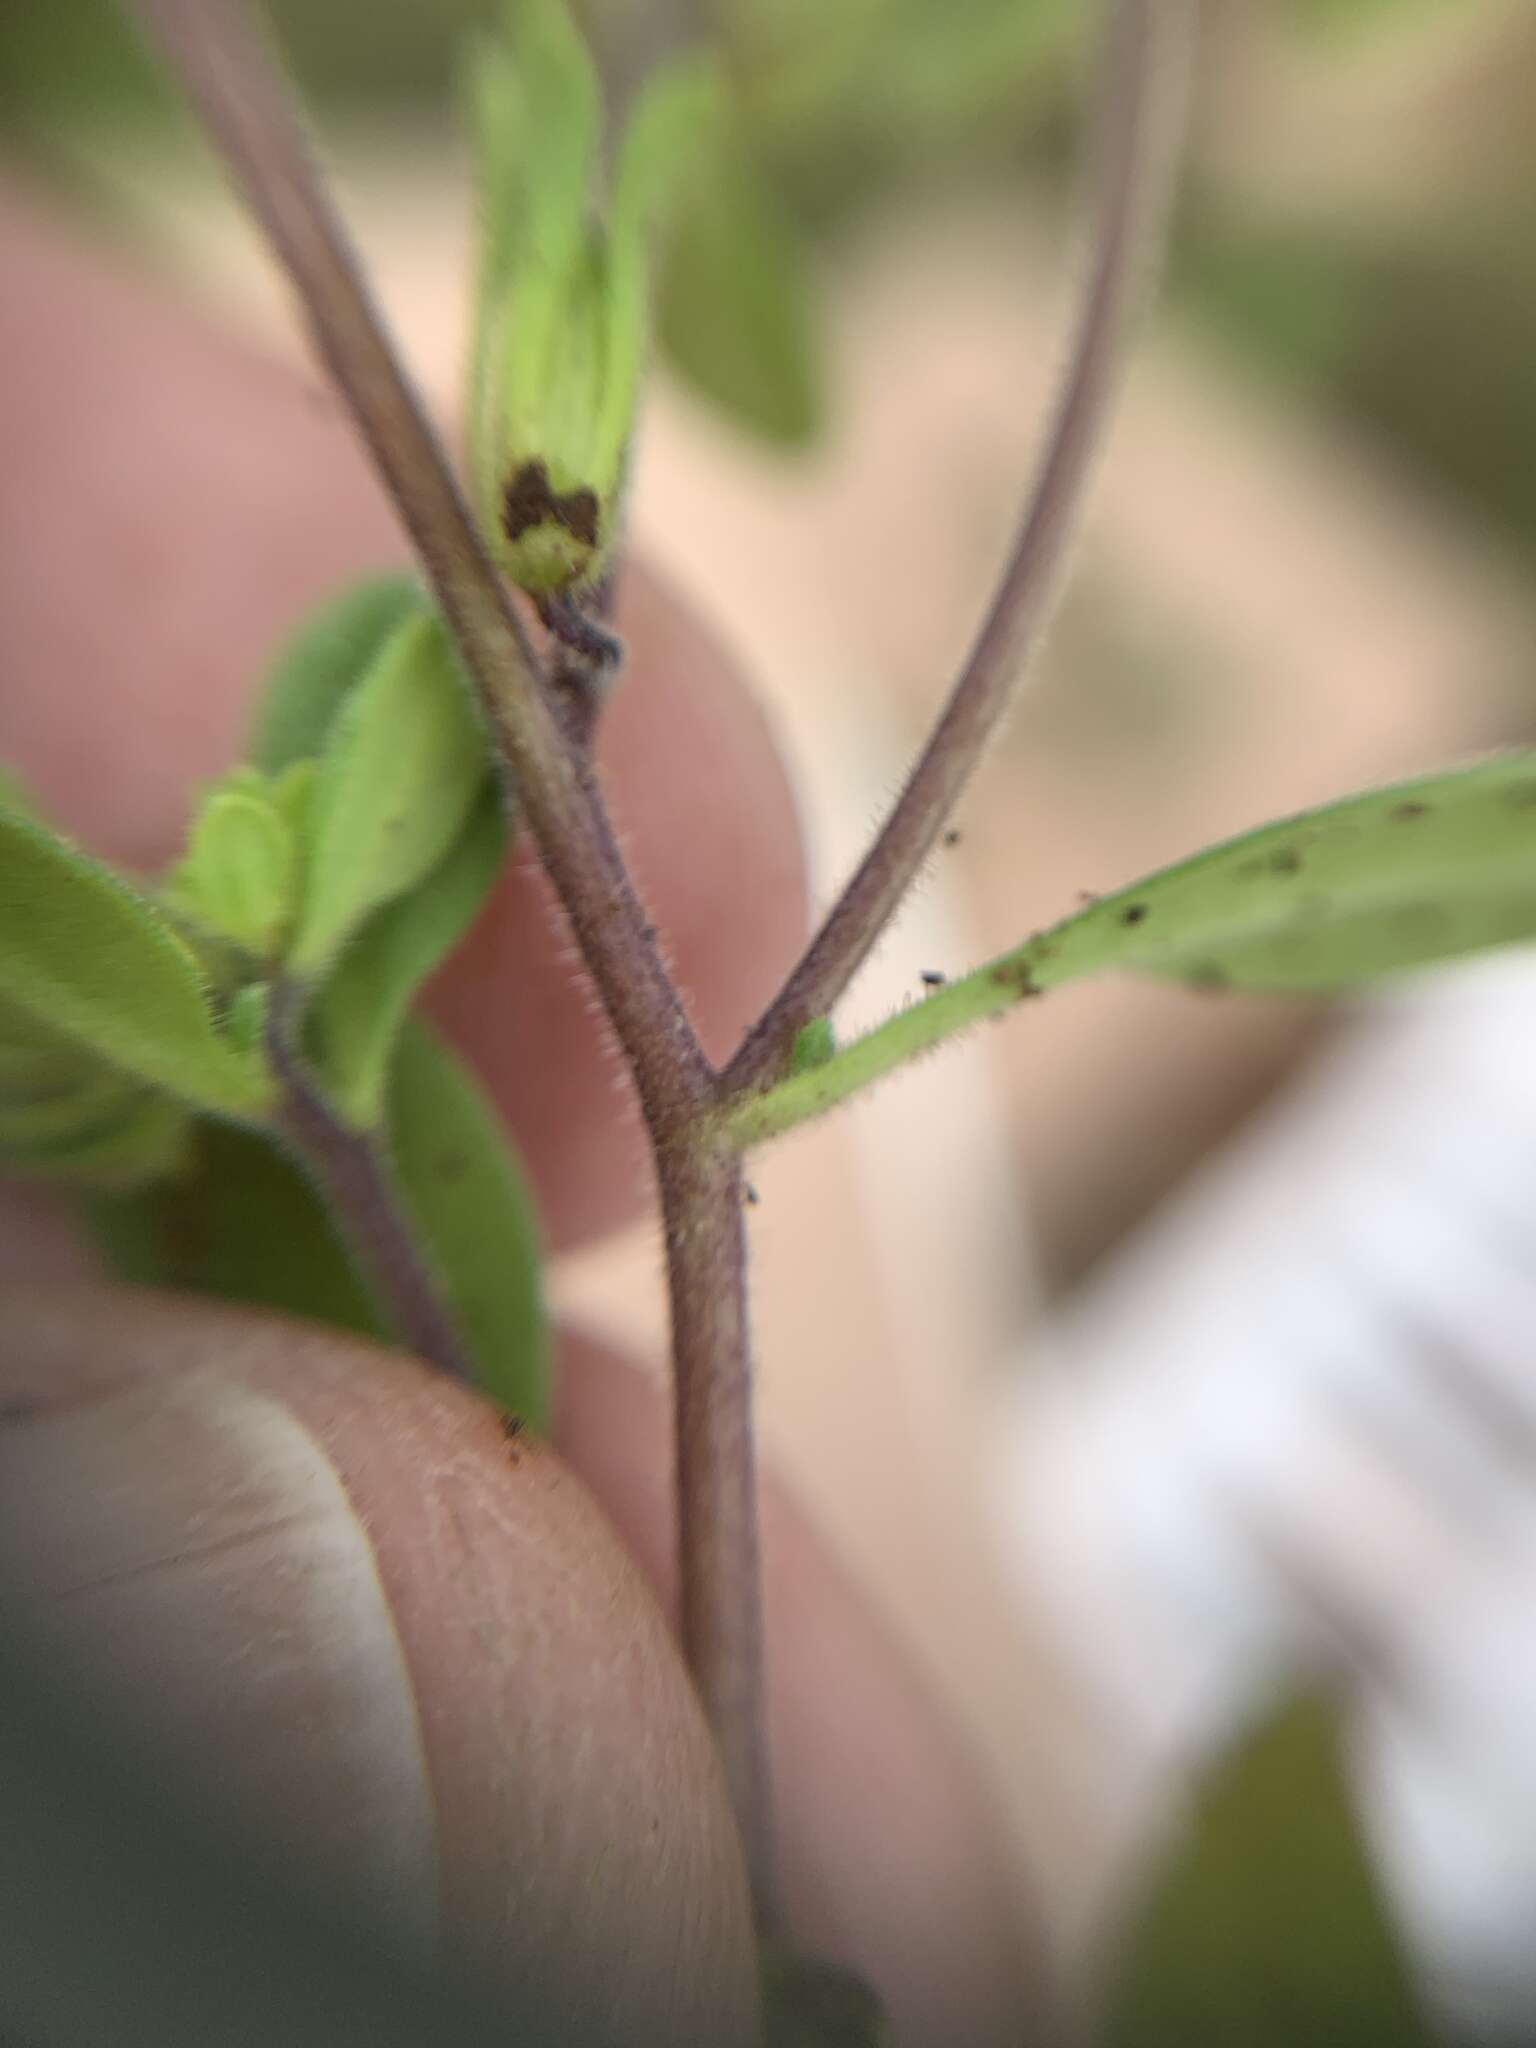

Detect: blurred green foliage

[1101,1696,1435,2046]
[1183,209,1536,560]
[7,0,1536,524]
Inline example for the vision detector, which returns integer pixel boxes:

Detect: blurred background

[8,0,1536,2037]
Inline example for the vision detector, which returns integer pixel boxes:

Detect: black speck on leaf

[1390,800,1430,823]
[1120,902,1149,926]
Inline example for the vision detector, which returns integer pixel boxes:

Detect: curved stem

[721,0,1187,1100]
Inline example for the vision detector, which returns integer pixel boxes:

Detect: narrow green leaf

[1100,1697,1433,2046]
[252,574,427,774]
[468,0,599,308]
[609,54,721,250]
[0,806,272,1116]
[88,1117,379,1336]
[596,51,721,479]
[388,1019,548,1426]
[1003,749,1536,997]
[728,751,1536,1150]
[288,610,491,976]
[310,791,507,1130]
[657,128,824,446]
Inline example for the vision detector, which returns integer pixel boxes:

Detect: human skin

[0,188,1037,2045]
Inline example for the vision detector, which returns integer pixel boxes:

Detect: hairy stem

[721,0,1186,1100]
[131,0,774,1914]
[722,951,1050,1152]
[129,0,706,1134]
[658,1135,776,1924]
[264,985,475,1383]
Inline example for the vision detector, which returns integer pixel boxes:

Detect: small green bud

[789,1016,836,1072]
[465,0,717,601]
[169,781,298,959]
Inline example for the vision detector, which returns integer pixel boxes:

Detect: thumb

[0,1284,758,2048]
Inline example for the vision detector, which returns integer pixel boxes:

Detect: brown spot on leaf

[1390,800,1430,823]
[991,960,1041,997]
[1120,902,1149,926]
[1269,847,1303,874]
[1185,962,1230,993]
[502,460,600,549]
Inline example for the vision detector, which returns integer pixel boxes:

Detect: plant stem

[128,0,706,1136]
[721,0,1186,1101]
[722,951,1051,1153]
[264,984,475,1384]
[131,0,776,1917]
[657,1133,776,1924]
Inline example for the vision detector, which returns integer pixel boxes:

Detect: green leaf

[388,1019,548,1426]
[467,0,599,308]
[252,574,427,774]
[88,1019,550,1427]
[728,751,1536,1151]
[310,790,507,1130]
[0,992,192,1185]
[2,1086,190,1189]
[657,126,824,446]
[596,51,721,478]
[609,54,721,250]
[288,609,491,976]
[88,1116,380,1336]
[0,805,272,1117]
[1100,1697,1433,2047]
[1000,750,1536,998]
